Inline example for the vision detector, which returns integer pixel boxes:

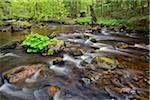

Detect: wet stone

[3,64,51,84]
[81,78,91,85]
[116,42,129,49]
[48,39,65,52]
[48,85,60,96]
[64,47,83,56]
[52,57,63,65]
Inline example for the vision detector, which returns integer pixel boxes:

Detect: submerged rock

[0,83,35,100]
[53,91,86,100]
[34,88,50,100]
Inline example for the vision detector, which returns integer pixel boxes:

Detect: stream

[0,23,149,100]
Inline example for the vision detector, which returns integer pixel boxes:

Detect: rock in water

[25,69,41,83]
[4,64,47,83]
[48,40,65,52]
[116,42,129,49]
[92,56,118,70]
[0,41,18,49]
[48,86,60,96]
[50,65,69,75]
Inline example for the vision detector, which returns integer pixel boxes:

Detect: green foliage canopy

[0,0,68,20]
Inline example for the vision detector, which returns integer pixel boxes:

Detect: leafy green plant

[97,18,120,26]
[47,49,54,55]
[73,16,91,24]
[22,33,59,55]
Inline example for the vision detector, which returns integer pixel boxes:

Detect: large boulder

[3,64,54,84]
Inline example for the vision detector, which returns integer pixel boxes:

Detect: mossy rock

[91,56,118,70]
[12,21,31,27]
[98,56,116,64]
[116,42,129,49]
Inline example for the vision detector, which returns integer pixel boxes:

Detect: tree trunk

[90,5,97,25]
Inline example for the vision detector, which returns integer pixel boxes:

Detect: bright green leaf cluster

[47,49,54,55]
[22,33,58,55]
[97,18,120,26]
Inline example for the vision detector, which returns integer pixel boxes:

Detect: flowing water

[0,23,149,100]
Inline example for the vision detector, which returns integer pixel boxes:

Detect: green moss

[98,56,116,64]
